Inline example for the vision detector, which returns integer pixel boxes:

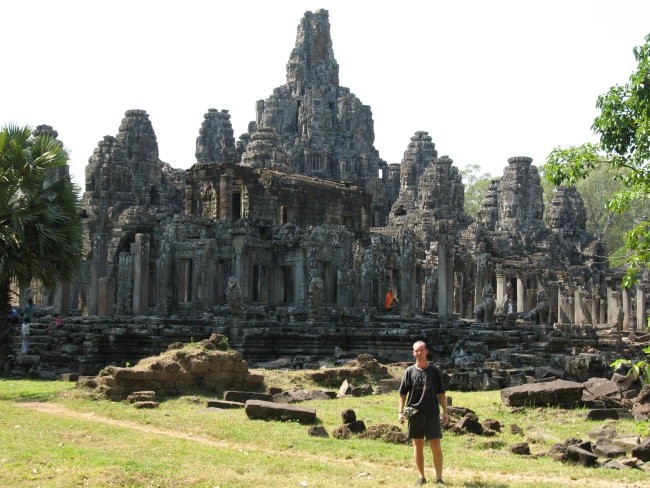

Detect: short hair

[413,340,427,350]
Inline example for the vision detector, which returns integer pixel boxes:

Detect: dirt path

[21,402,644,488]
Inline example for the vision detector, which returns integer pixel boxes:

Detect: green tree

[461,164,493,218]
[0,124,83,366]
[544,33,650,287]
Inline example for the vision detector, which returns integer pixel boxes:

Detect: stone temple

[11,10,648,377]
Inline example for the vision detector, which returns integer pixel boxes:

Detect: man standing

[398,341,449,486]
[23,298,34,322]
[21,318,30,354]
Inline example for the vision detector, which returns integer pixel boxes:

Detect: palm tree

[0,124,82,367]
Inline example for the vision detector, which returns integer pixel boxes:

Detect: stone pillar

[232,232,245,293]
[637,283,646,332]
[88,234,107,316]
[97,277,114,316]
[609,290,620,325]
[577,290,591,324]
[611,291,621,327]
[53,283,71,317]
[474,254,492,308]
[437,239,453,320]
[516,271,526,313]
[184,185,193,216]
[574,288,584,324]
[132,233,150,315]
[622,287,631,330]
[599,297,607,324]
[115,251,133,315]
[605,277,615,324]
[591,286,600,325]
[495,265,506,306]
[547,281,558,324]
[219,172,233,222]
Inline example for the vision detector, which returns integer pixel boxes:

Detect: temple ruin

[10,10,649,377]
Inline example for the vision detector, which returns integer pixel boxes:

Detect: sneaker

[436,480,445,485]
[415,478,427,486]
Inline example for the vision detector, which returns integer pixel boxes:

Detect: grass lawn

[0,375,648,488]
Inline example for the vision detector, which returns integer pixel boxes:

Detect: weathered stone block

[500,379,584,407]
[224,390,273,403]
[244,399,316,425]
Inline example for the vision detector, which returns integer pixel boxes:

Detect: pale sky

[3,0,650,189]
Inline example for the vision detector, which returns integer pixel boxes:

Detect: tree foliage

[0,124,83,364]
[544,33,650,287]
[461,164,493,218]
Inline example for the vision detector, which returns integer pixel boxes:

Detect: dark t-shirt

[398,363,445,417]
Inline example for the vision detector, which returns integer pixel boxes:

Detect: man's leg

[429,438,443,481]
[413,438,426,478]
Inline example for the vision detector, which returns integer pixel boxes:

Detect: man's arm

[398,393,407,423]
[438,392,449,425]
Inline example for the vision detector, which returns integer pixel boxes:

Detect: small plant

[610,345,650,384]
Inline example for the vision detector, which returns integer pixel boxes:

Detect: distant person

[23,298,34,322]
[385,288,394,312]
[21,318,31,354]
[398,341,449,486]
[48,312,62,330]
[8,303,19,324]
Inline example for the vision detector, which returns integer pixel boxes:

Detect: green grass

[0,377,648,487]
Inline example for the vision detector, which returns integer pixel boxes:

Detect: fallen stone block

[632,438,650,462]
[245,399,316,424]
[133,401,159,409]
[345,420,366,434]
[501,379,584,407]
[206,399,245,409]
[224,390,273,403]
[586,409,619,421]
[565,445,598,467]
[127,391,156,403]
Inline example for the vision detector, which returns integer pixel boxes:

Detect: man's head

[412,341,428,363]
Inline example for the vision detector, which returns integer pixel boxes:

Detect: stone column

[611,291,621,327]
[437,239,453,320]
[599,297,607,324]
[591,286,600,325]
[547,281,558,324]
[557,276,567,323]
[516,271,526,313]
[637,283,646,332]
[574,288,584,324]
[495,265,506,306]
[98,277,114,316]
[184,185,193,216]
[219,172,233,222]
[232,231,245,293]
[578,290,591,324]
[115,251,133,315]
[622,287,631,330]
[53,283,71,317]
[132,233,150,315]
[474,254,492,308]
[605,276,615,324]
[88,234,107,316]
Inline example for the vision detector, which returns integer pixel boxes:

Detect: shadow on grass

[0,377,67,402]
